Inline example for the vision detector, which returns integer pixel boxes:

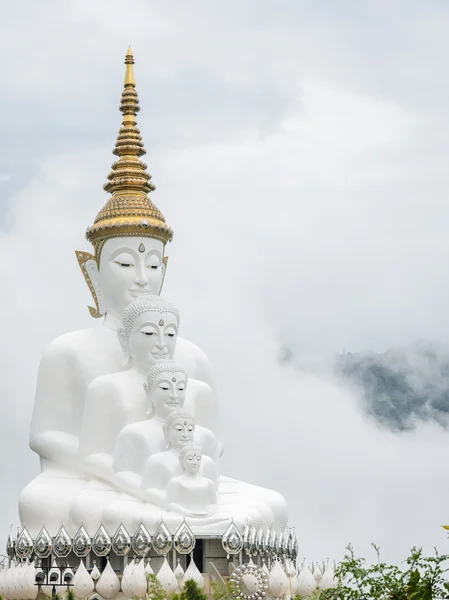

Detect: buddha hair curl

[120,295,180,341]
[146,361,188,393]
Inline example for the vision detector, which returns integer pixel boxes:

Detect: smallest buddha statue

[141,410,217,508]
[167,444,217,517]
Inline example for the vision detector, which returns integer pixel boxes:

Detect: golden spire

[85,48,173,258]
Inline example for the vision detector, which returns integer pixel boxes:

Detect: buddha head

[163,411,195,451]
[179,444,203,475]
[145,362,188,420]
[75,49,173,323]
[118,296,180,371]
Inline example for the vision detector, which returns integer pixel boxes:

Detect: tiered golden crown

[86,47,173,257]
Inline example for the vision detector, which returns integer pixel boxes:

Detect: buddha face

[98,237,165,320]
[125,311,178,372]
[150,371,187,420]
[166,417,195,450]
[181,448,202,475]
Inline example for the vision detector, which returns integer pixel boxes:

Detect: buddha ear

[144,383,154,416]
[159,257,169,294]
[75,251,106,318]
[117,328,131,366]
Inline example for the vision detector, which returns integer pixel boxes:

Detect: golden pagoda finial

[124,46,136,87]
[84,48,173,259]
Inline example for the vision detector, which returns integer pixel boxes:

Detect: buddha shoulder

[40,327,120,364]
[174,337,214,387]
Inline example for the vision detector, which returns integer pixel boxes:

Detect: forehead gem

[184,421,187,425]
[159,319,164,326]
[172,377,176,382]
[138,243,145,253]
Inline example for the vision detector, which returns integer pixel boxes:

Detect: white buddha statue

[167,445,217,517]
[19,50,217,536]
[19,49,289,538]
[113,363,219,497]
[77,295,181,481]
[142,411,218,508]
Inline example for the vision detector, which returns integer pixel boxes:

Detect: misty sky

[2,0,449,565]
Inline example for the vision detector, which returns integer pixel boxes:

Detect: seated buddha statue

[20,49,288,539]
[19,51,218,536]
[167,445,217,517]
[113,362,219,498]
[142,411,218,508]
[78,296,183,481]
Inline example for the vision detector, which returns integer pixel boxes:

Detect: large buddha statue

[19,49,217,536]
[19,48,288,539]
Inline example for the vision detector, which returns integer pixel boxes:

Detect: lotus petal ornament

[153,520,172,556]
[25,560,37,600]
[53,525,72,558]
[264,525,272,557]
[249,522,258,556]
[286,528,294,559]
[15,528,33,560]
[274,526,284,557]
[95,559,121,599]
[7,528,15,560]
[255,523,264,556]
[180,557,204,591]
[173,520,196,554]
[268,559,290,598]
[92,524,111,557]
[121,560,134,597]
[222,519,244,557]
[319,560,337,591]
[289,566,299,597]
[268,525,276,558]
[157,558,178,594]
[292,528,298,561]
[174,559,184,581]
[34,527,52,559]
[90,561,101,581]
[132,522,152,557]
[131,559,148,599]
[313,562,322,584]
[297,563,317,597]
[230,562,269,600]
[144,558,154,576]
[73,525,91,557]
[243,520,251,556]
[111,523,131,556]
[261,560,270,577]
[72,560,95,599]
